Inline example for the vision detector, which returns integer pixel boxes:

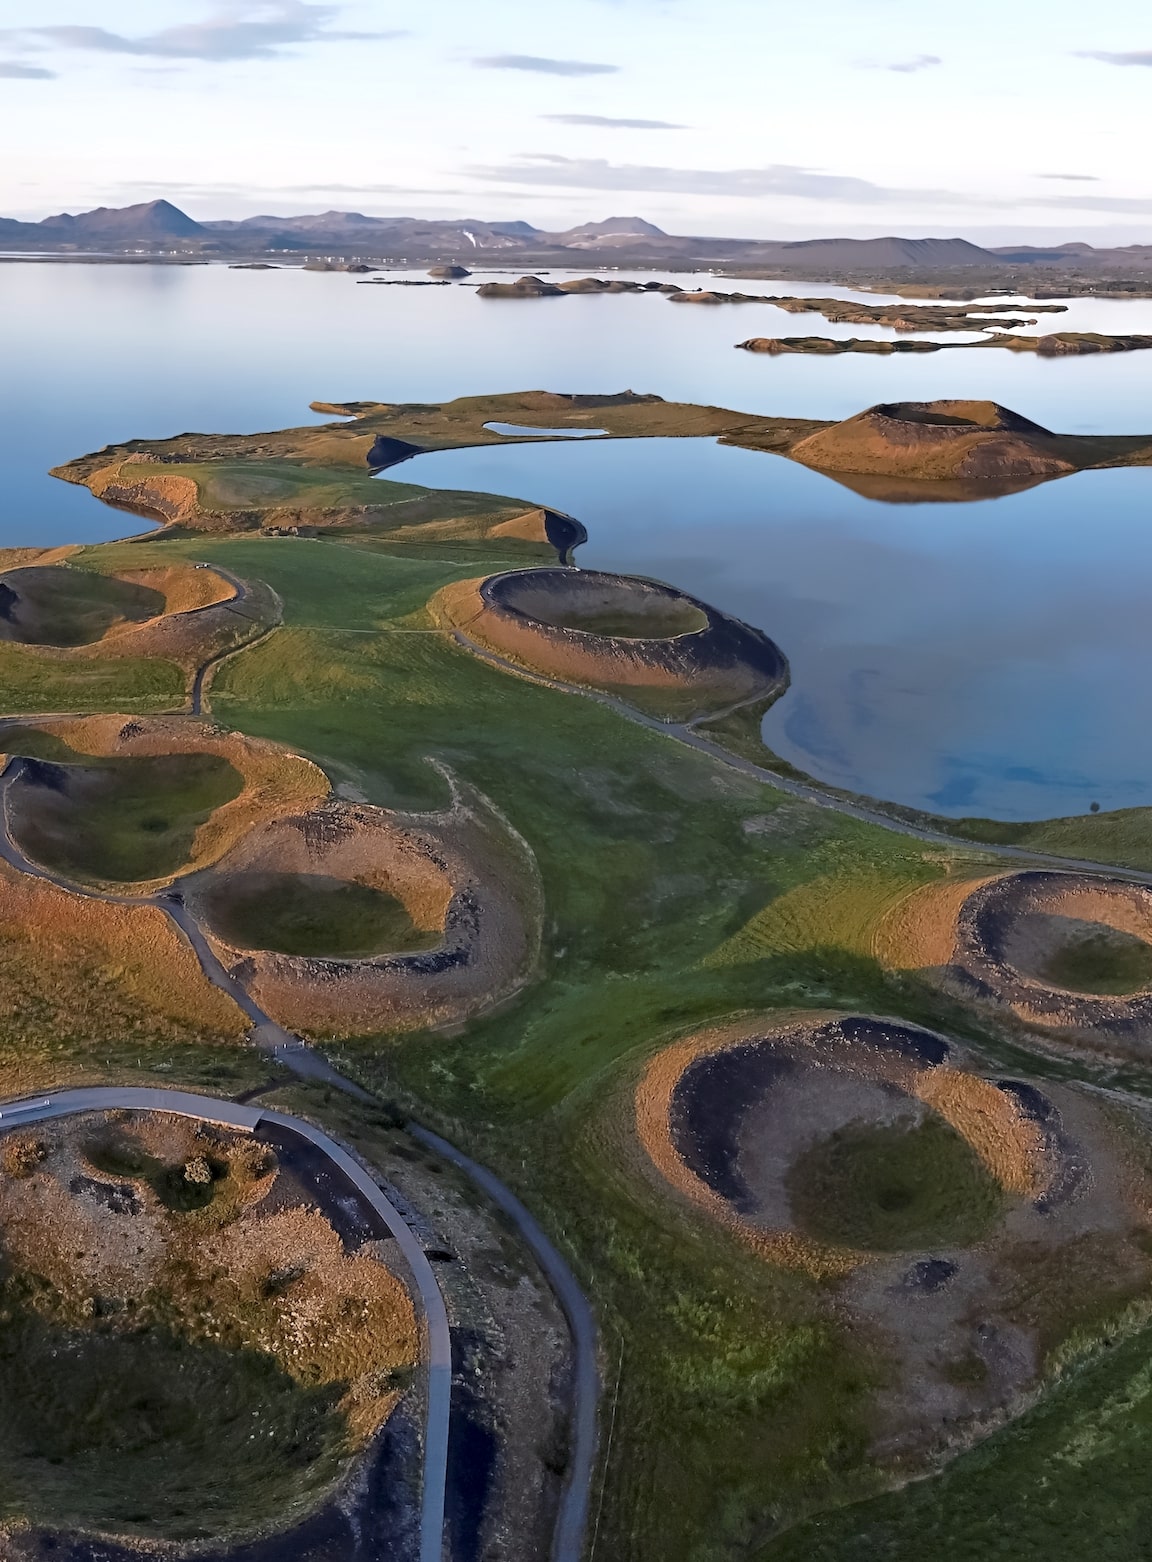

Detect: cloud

[473,54,617,76]
[0,59,54,77]
[9,3,400,63]
[471,155,968,205]
[1037,172,1099,182]
[883,54,942,72]
[1036,194,1152,214]
[1078,50,1152,66]
[542,113,685,128]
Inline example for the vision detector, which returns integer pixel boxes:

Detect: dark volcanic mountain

[760,235,994,268]
[37,199,207,240]
[4,200,1152,285]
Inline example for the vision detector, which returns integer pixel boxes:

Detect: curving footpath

[187,565,283,717]
[0,1086,451,1562]
[450,626,1152,888]
[0,756,600,1562]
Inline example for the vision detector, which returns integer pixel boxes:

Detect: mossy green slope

[14,523,1152,1559]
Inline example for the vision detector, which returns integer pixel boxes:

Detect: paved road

[450,627,1152,887]
[0,755,601,1562]
[0,1086,452,1562]
[410,1126,599,1562]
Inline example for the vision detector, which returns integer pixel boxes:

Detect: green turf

[550,605,707,638]
[13,751,243,883]
[0,643,182,717]
[0,568,164,647]
[202,871,440,957]
[786,1115,1006,1252]
[24,527,1152,1558]
[0,1291,347,1542]
[762,1321,1152,1562]
[1039,928,1152,995]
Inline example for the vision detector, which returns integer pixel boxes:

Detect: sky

[1,0,1150,242]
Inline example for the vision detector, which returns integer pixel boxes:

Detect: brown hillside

[788,400,1076,481]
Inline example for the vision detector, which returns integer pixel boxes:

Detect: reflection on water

[5,260,1152,551]
[3,262,1151,821]
[405,438,1152,823]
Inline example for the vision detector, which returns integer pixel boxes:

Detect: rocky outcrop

[365,434,421,470]
[738,332,1152,357]
[981,331,1152,355]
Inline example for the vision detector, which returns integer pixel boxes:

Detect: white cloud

[0,59,54,77]
[1078,49,1152,67]
[7,3,400,64]
[883,54,942,73]
[471,154,969,205]
[542,113,685,127]
[473,54,618,75]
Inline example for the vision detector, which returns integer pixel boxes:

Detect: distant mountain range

[2,199,1151,275]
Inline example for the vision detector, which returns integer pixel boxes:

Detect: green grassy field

[202,871,439,957]
[12,525,1152,1557]
[0,642,182,717]
[787,1116,1006,1252]
[550,603,708,638]
[763,1319,1152,1561]
[1040,927,1152,995]
[11,749,243,884]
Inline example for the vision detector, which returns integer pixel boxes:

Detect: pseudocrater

[950,871,1152,1047]
[182,787,542,1036]
[199,870,440,959]
[0,1110,418,1545]
[435,566,789,720]
[0,561,245,657]
[639,1015,1040,1270]
[7,747,244,885]
[635,1012,1152,1462]
[0,566,167,647]
[0,714,328,890]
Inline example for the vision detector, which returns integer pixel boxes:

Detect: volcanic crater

[437,567,789,718]
[636,1013,1152,1461]
[949,871,1152,1048]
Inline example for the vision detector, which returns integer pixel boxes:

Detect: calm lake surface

[3,260,1151,820]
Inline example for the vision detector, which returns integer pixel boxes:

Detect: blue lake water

[2,260,1151,820]
[403,439,1152,822]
